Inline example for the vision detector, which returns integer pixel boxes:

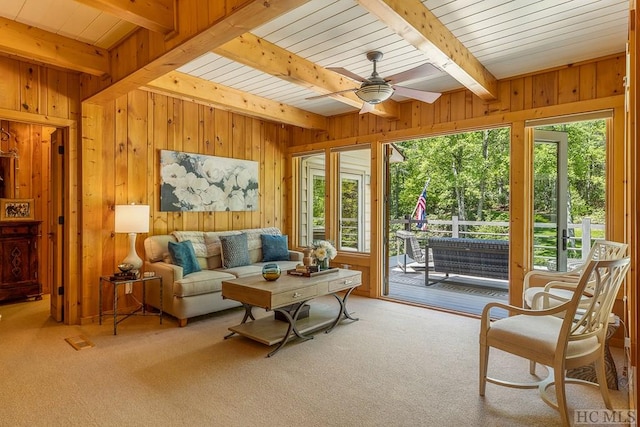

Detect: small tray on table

[287,267,339,277]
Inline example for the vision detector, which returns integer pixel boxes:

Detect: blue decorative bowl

[262,263,281,281]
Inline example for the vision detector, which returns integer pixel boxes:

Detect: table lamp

[114,204,150,273]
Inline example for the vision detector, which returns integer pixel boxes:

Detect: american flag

[415,188,428,231]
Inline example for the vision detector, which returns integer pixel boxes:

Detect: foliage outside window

[389,128,511,238]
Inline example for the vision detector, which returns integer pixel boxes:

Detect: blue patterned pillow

[261,234,289,261]
[168,240,201,276]
[220,233,250,268]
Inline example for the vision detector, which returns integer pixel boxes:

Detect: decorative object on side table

[311,240,337,270]
[262,263,281,281]
[114,203,150,275]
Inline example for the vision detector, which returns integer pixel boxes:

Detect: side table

[99,275,163,335]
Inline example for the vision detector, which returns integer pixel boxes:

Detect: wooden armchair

[523,240,627,309]
[480,257,630,426]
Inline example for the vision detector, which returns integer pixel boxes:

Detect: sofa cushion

[173,269,236,297]
[220,233,250,268]
[144,234,177,262]
[261,234,290,261]
[172,231,207,257]
[168,240,201,276]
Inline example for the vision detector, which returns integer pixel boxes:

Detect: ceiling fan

[309,51,442,114]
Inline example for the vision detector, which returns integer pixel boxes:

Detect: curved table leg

[225,303,255,339]
[267,301,314,358]
[326,286,359,333]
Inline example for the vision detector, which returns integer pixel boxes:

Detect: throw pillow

[261,234,290,262]
[220,233,250,268]
[168,240,201,276]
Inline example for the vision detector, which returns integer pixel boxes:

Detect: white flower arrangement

[312,240,337,261]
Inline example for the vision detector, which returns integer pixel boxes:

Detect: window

[298,153,326,247]
[296,147,371,253]
[337,148,371,252]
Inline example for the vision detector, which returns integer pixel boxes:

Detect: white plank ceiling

[0,0,629,117]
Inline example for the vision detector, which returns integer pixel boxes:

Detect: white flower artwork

[160,150,259,212]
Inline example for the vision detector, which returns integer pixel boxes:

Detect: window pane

[298,153,325,247]
[338,148,371,253]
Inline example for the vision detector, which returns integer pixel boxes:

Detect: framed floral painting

[160,150,259,212]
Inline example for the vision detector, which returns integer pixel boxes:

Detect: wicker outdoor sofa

[427,237,509,282]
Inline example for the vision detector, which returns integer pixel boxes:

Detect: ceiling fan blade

[385,63,440,84]
[306,88,357,100]
[327,67,367,82]
[359,101,375,115]
[392,86,442,104]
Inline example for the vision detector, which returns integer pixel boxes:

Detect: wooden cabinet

[0,221,41,302]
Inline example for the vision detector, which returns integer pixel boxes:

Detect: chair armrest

[529,288,574,309]
[481,299,572,332]
[544,280,580,292]
[288,250,304,261]
[523,270,580,289]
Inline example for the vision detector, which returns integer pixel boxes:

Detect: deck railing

[391,216,604,269]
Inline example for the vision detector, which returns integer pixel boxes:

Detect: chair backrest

[573,240,628,273]
[558,257,630,360]
[396,230,425,263]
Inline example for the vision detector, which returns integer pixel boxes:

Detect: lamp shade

[115,204,149,233]
[355,83,394,104]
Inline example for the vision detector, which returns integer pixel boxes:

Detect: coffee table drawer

[272,285,317,307]
[328,274,361,292]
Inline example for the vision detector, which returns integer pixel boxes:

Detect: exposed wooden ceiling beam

[357,0,498,100]
[85,0,311,104]
[146,71,327,130]
[74,0,175,34]
[214,33,399,119]
[0,16,109,75]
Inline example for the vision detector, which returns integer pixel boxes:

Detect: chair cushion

[261,234,289,261]
[220,233,250,268]
[488,314,599,365]
[168,240,201,276]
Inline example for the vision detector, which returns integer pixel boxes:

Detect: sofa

[143,227,303,327]
[427,237,509,281]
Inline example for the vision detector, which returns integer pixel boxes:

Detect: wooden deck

[385,263,510,319]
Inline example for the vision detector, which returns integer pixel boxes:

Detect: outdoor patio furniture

[427,237,509,284]
[395,230,427,273]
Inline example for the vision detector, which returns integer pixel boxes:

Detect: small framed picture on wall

[0,198,35,221]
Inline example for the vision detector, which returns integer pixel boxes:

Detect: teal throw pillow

[220,233,250,268]
[168,240,201,276]
[261,234,289,262]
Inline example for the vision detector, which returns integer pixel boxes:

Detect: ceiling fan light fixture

[356,83,394,104]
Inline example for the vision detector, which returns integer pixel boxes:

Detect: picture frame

[0,198,35,221]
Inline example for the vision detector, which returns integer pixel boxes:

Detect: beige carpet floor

[0,295,630,426]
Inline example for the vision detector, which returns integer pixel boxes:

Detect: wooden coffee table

[222,268,361,357]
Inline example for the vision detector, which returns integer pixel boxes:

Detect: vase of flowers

[312,240,337,270]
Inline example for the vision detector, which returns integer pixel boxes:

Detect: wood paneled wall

[0,56,80,322]
[81,90,291,318]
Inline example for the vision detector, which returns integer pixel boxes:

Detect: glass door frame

[533,129,569,271]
